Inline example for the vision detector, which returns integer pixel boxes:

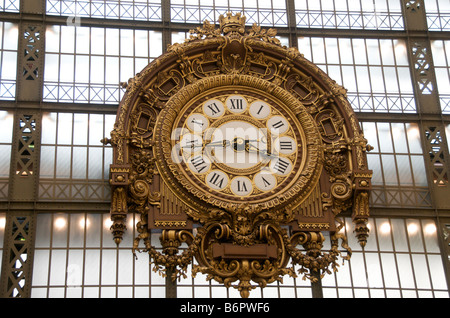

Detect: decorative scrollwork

[110,12,372,298]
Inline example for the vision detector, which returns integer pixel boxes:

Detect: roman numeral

[256,105,265,115]
[229,98,243,110]
[191,118,204,127]
[237,180,248,192]
[280,141,293,150]
[183,139,200,149]
[274,158,290,174]
[190,155,207,173]
[206,103,221,115]
[261,176,271,188]
[209,172,225,188]
[272,120,285,129]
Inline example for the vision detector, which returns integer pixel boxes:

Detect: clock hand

[245,142,277,158]
[203,140,230,148]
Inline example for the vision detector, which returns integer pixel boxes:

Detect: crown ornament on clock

[219,12,246,35]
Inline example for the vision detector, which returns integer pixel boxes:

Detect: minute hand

[246,142,276,158]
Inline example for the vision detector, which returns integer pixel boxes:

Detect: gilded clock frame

[107,13,372,298]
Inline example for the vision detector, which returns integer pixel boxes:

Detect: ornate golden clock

[107,13,373,298]
[155,86,320,212]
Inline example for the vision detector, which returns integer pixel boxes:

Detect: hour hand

[203,140,230,148]
[245,142,275,158]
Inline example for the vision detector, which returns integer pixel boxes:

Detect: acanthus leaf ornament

[108,13,372,298]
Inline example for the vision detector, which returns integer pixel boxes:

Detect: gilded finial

[219,12,246,35]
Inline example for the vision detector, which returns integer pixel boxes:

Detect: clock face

[171,90,305,205]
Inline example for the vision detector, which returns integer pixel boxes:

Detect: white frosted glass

[40,146,55,178]
[118,250,133,285]
[391,219,408,252]
[90,56,104,84]
[67,250,83,287]
[149,31,163,57]
[73,113,88,145]
[69,213,85,247]
[411,155,427,186]
[120,57,134,82]
[376,219,394,251]
[350,253,368,287]
[377,123,393,152]
[341,65,357,92]
[383,67,399,93]
[83,287,99,298]
[298,37,312,61]
[411,254,431,289]
[104,115,116,139]
[101,249,117,285]
[325,38,339,64]
[105,28,119,56]
[407,219,424,252]
[75,27,90,54]
[49,250,67,285]
[86,214,101,248]
[0,145,11,177]
[60,26,75,54]
[435,68,450,94]
[427,255,448,290]
[380,253,399,288]
[135,287,149,298]
[422,220,440,253]
[366,39,381,65]
[390,123,408,153]
[57,113,73,145]
[396,155,413,186]
[41,113,57,144]
[380,39,395,65]
[311,38,325,64]
[90,28,105,55]
[59,55,75,82]
[56,146,71,178]
[118,287,133,298]
[48,287,64,297]
[88,147,103,179]
[120,29,134,56]
[104,147,112,179]
[0,111,13,143]
[355,66,371,93]
[397,67,414,94]
[1,51,17,80]
[396,254,415,288]
[75,55,90,83]
[352,39,367,64]
[135,30,148,57]
[102,214,116,248]
[394,40,408,66]
[35,213,52,248]
[31,250,49,286]
[381,154,398,185]
[84,250,100,285]
[135,58,149,74]
[45,26,60,53]
[105,57,119,85]
[135,251,149,285]
[405,123,422,153]
[369,66,385,93]
[101,287,115,298]
[52,214,68,247]
[366,253,383,288]
[89,114,104,146]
